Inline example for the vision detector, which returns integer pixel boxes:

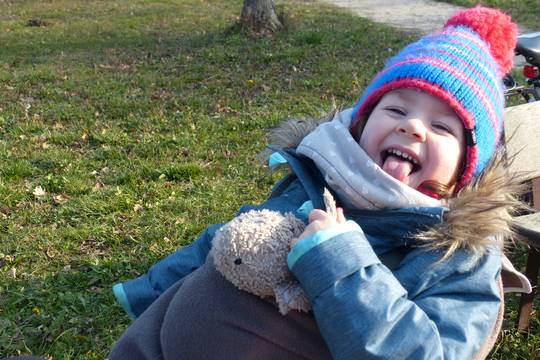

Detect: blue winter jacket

[113,150,502,359]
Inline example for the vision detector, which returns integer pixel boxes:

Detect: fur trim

[258,109,336,163]
[263,113,529,257]
[415,152,529,259]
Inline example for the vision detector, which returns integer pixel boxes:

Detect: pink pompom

[445,6,517,75]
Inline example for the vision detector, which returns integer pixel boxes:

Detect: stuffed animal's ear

[274,281,311,315]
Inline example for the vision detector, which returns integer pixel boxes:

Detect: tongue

[382,156,413,183]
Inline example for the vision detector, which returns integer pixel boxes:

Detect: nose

[396,118,427,142]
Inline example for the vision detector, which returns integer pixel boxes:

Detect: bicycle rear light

[523,64,539,79]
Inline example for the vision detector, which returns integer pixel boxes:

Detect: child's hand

[291,208,345,247]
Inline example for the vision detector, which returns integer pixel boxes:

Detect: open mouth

[381,148,421,182]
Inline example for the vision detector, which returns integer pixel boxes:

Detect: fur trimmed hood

[264,109,528,258]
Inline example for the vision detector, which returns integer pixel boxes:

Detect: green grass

[436,0,540,31]
[0,0,538,359]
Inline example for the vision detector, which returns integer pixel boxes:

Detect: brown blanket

[109,257,331,360]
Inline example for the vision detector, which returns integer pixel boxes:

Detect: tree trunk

[241,0,282,34]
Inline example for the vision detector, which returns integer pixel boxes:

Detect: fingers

[336,207,346,224]
[308,209,328,222]
[309,208,346,224]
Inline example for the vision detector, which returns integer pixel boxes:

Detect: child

[110,6,530,360]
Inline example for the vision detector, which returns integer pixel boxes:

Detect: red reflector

[523,65,539,78]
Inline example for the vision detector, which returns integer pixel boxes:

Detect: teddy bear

[210,189,336,315]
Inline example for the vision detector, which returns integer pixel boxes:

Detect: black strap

[464,127,477,146]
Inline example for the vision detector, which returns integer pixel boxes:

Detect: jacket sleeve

[114,175,312,318]
[289,225,502,360]
[113,223,222,318]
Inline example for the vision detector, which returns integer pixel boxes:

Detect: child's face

[359,89,465,190]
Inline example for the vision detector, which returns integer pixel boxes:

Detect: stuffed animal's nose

[234,258,242,265]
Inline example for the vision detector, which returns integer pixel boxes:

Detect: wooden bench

[503,100,540,330]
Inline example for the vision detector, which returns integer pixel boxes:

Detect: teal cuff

[268,152,288,169]
[287,220,362,268]
[113,283,137,320]
[296,200,314,222]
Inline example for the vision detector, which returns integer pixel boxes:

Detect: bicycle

[504,32,540,102]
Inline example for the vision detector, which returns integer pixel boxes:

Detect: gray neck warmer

[296,108,441,210]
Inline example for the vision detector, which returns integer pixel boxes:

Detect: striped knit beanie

[350,6,517,191]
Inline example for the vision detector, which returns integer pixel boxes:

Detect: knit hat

[350,6,517,191]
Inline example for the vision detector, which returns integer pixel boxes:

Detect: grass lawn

[0,0,538,359]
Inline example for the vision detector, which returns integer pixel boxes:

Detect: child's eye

[386,107,406,116]
[432,122,453,134]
